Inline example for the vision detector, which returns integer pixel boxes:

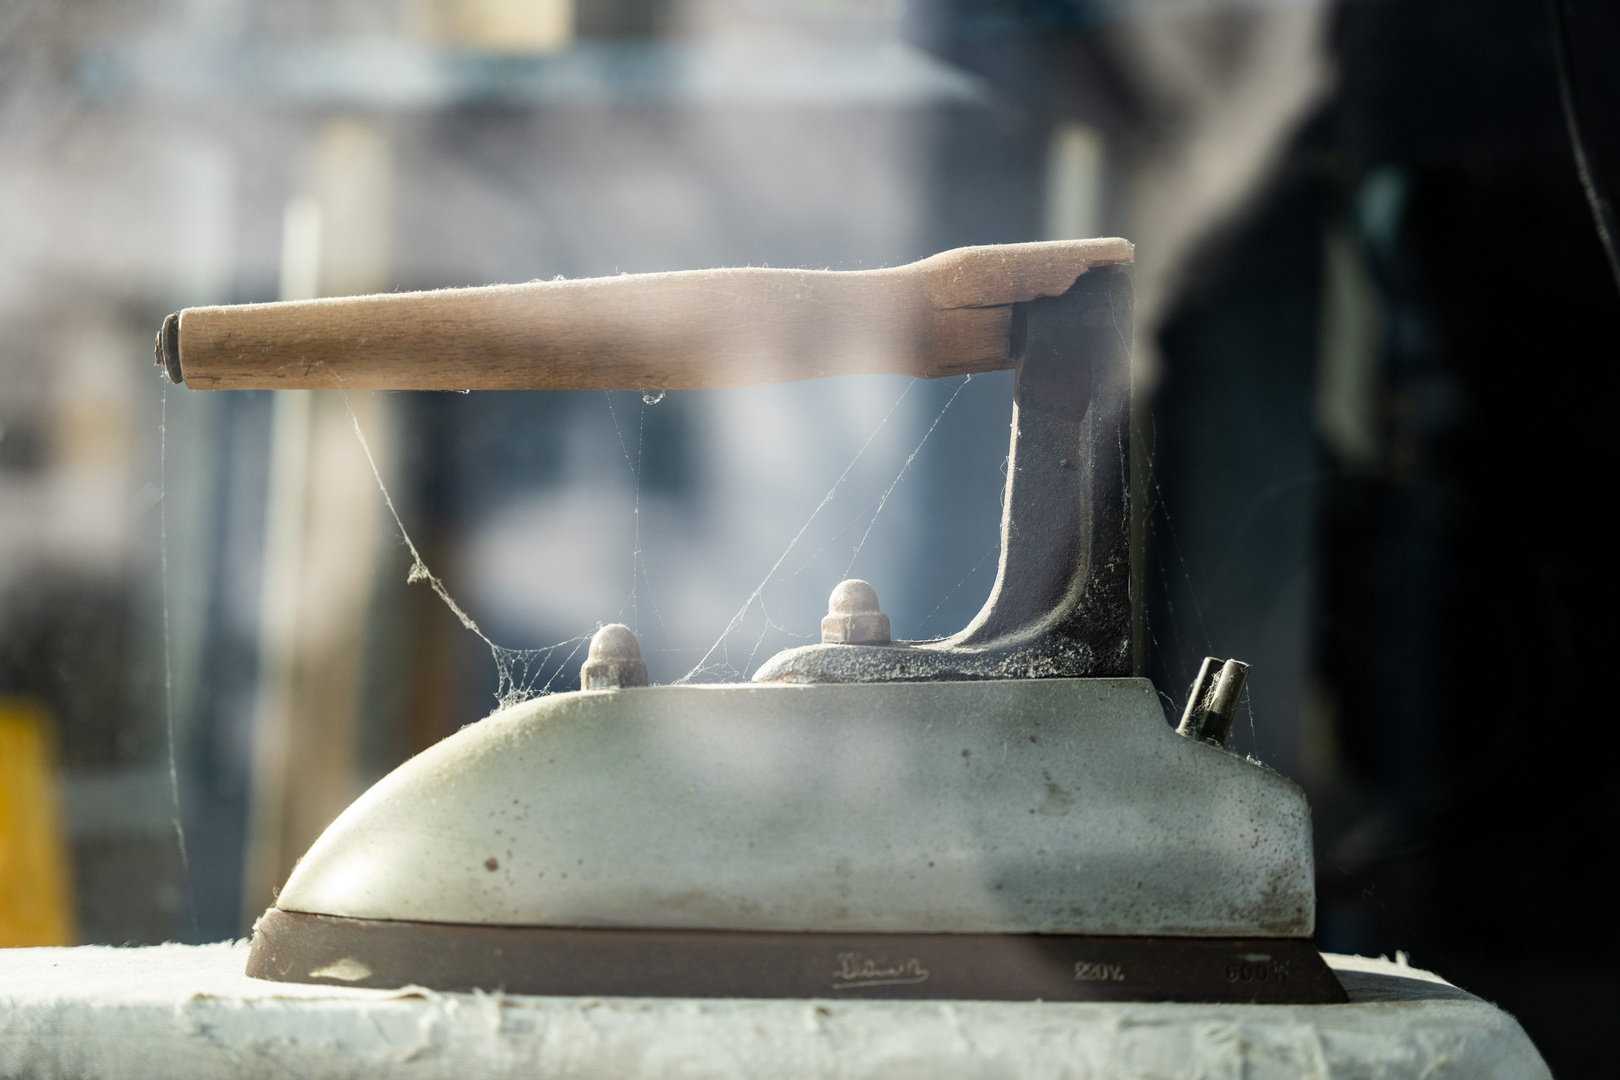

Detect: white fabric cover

[0,944,1548,1078]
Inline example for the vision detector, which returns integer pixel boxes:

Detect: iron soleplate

[248,908,1347,1003]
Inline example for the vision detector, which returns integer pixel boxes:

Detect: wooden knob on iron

[581,624,649,690]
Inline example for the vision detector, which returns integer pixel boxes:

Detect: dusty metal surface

[753,266,1133,684]
[248,908,1347,1003]
[272,678,1316,938]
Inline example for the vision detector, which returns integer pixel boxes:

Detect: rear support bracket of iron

[753,265,1134,684]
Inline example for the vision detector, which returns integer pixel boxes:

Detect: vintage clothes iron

[155,238,1345,1003]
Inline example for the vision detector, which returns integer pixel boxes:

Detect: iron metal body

[245,677,1338,1000]
[216,251,1344,1002]
[270,680,1311,936]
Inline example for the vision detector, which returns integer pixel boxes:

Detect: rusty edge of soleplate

[247,908,1348,1003]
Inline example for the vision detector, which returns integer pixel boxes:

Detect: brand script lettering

[831,952,931,990]
[1073,960,1126,982]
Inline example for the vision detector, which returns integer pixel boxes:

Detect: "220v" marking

[1074,961,1126,982]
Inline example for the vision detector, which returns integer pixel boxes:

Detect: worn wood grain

[167,238,1133,390]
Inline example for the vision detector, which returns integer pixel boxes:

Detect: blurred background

[0,0,1614,1072]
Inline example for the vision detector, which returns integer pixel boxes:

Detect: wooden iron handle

[156,238,1133,391]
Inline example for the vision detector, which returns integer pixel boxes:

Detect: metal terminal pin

[820,580,891,645]
[1175,656,1250,747]
[580,624,649,689]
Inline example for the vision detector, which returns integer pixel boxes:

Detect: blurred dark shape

[0,576,156,771]
[578,0,670,38]
[0,574,179,945]
[1150,1,1620,1075]
[0,418,48,474]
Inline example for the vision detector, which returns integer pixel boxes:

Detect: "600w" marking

[1227,958,1290,983]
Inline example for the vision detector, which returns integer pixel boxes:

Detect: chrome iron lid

[274,677,1314,937]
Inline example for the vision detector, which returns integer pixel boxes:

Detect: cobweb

[158,384,197,938]
[676,374,973,685]
[602,390,670,640]
[342,392,591,712]
[341,379,1219,735]
[342,376,977,706]
[1133,411,1262,753]
[146,366,1236,946]
[148,321,1239,945]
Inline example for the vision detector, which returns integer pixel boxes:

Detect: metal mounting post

[753,264,1133,683]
